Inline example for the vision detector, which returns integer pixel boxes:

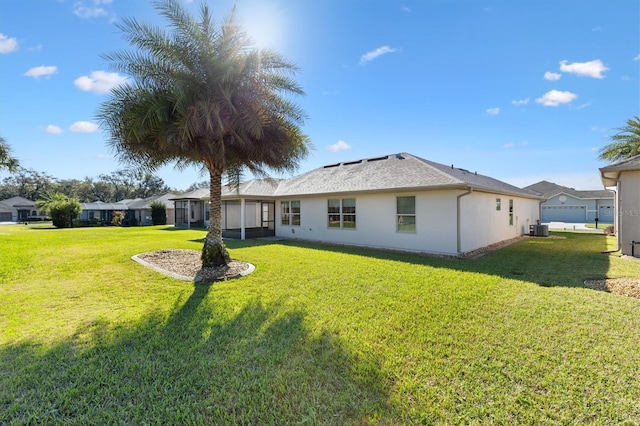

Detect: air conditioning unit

[529,224,549,237]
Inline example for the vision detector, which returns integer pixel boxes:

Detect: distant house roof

[121,193,179,210]
[600,154,640,187]
[80,201,129,211]
[274,153,542,198]
[524,180,613,200]
[0,196,37,208]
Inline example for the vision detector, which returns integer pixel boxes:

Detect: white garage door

[542,206,586,222]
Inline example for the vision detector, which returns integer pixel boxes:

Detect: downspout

[456,187,473,254]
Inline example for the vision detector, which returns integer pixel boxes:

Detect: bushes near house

[150,201,167,225]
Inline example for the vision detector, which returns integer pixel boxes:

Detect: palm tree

[598,116,640,162]
[97,0,310,267]
[0,136,19,172]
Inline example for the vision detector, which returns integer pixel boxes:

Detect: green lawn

[1,224,639,424]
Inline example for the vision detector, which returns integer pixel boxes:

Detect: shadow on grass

[0,285,391,424]
[223,232,612,289]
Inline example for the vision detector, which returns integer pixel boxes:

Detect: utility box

[529,224,549,237]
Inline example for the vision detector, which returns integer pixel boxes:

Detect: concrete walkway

[545,222,606,233]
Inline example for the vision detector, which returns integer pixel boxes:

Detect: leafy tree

[150,200,167,225]
[185,180,210,192]
[0,168,56,201]
[0,136,19,172]
[598,116,640,162]
[37,192,81,228]
[97,0,310,267]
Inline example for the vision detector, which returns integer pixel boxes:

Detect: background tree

[150,200,167,225]
[0,136,19,172]
[0,168,56,201]
[598,116,640,162]
[37,192,82,228]
[97,0,310,267]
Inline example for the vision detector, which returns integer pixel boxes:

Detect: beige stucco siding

[459,191,540,253]
[619,170,640,256]
[276,190,459,255]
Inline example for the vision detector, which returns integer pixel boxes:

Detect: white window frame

[396,196,416,233]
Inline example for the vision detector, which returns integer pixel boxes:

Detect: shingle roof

[600,154,640,186]
[524,180,613,200]
[168,153,544,201]
[0,196,36,208]
[122,193,178,209]
[274,153,541,198]
[221,179,282,198]
[80,201,129,211]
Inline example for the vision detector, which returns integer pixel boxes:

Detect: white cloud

[69,121,99,133]
[486,107,500,116]
[544,71,561,81]
[328,140,351,152]
[74,70,127,94]
[0,33,18,53]
[73,0,114,19]
[46,125,63,134]
[24,65,58,79]
[576,101,592,110]
[535,90,578,107]
[512,98,530,106]
[559,59,609,79]
[633,54,640,61]
[360,46,397,65]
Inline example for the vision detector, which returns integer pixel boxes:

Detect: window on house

[281,200,301,226]
[496,198,501,211]
[327,199,341,228]
[328,198,356,229]
[342,198,356,228]
[281,201,290,225]
[291,200,301,225]
[397,196,416,232]
[509,199,514,225]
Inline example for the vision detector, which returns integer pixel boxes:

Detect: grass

[1,224,640,424]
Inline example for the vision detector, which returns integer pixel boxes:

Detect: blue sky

[0,0,638,191]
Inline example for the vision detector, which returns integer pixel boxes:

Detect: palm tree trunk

[201,166,231,267]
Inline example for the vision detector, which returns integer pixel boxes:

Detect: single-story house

[600,154,640,257]
[121,193,178,226]
[523,181,615,223]
[0,196,41,222]
[174,153,544,256]
[79,201,130,224]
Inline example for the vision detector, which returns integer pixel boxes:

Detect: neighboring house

[174,153,544,256]
[600,154,640,257]
[0,196,41,222]
[79,201,129,224]
[121,193,178,225]
[524,181,614,223]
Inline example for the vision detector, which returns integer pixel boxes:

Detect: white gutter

[456,187,473,254]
